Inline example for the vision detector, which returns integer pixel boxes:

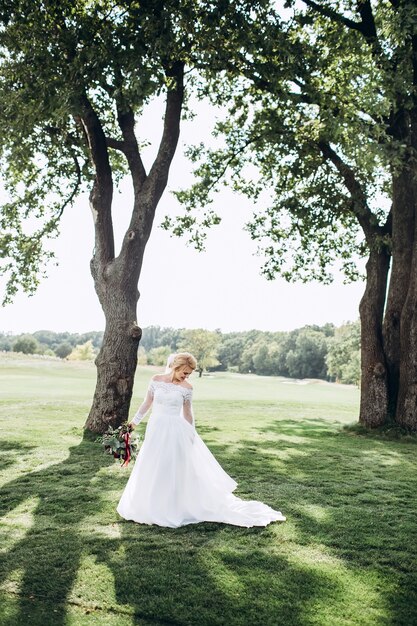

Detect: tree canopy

[0,0,274,432]
[165,0,400,283]
[178,328,221,376]
[0,0,261,300]
[164,0,417,430]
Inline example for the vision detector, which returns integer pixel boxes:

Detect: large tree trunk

[396,278,417,429]
[85,259,142,432]
[382,174,414,419]
[317,140,392,427]
[82,63,184,434]
[395,42,417,428]
[359,247,390,427]
[393,172,417,428]
[85,197,150,434]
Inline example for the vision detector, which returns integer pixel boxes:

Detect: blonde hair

[170,352,197,371]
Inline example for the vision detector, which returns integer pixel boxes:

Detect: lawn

[0,354,416,626]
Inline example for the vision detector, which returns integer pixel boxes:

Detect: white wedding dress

[116,379,285,528]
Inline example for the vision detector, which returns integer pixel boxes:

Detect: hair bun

[170,352,197,371]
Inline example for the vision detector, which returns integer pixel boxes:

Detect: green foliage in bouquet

[96,423,141,466]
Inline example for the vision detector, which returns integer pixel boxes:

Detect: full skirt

[116,413,285,528]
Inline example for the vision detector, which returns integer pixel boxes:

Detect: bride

[116,352,285,528]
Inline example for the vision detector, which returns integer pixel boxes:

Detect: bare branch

[79,95,113,187]
[117,62,185,268]
[383,207,392,236]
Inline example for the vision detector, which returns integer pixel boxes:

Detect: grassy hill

[0,356,416,625]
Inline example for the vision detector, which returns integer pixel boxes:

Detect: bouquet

[97,423,141,467]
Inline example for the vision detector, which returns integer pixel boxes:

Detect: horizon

[1,317,358,338]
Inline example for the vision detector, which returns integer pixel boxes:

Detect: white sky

[0,95,365,336]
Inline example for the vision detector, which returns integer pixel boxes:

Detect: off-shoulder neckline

[151,379,193,391]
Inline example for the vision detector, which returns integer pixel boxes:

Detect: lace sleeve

[182,389,194,426]
[131,382,155,425]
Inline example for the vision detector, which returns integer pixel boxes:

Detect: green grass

[0,355,416,626]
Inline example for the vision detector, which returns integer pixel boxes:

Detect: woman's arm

[183,391,194,426]
[130,383,154,428]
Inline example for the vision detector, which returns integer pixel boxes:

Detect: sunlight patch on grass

[0,591,20,625]
[268,446,310,462]
[70,555,120,610]
[285,544,391,626]
[267,433,311,445]
[0,497,39,554]
[199,551,246,600]
[359,447,414,468]
[0,567,25,597]
[84,522,122,539]
[299,504,330,523]
[283,542,347,568]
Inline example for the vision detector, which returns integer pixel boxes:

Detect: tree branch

[116,62,185,270]
[383,207,392,237]
[194,134,265,200]
[79,94,115,265]
[301,0,363,32]
[53,152,82,222]
[317,140,383,241]
[304,0,391,70]
[106,137,126,152]
[411,33,417,152]
[140,61,185,214]
[356,0,378,41]
[116,105,147,195]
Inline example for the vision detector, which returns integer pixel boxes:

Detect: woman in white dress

[116,352,285,528]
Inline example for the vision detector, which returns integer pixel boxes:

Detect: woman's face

[172,365,193,383]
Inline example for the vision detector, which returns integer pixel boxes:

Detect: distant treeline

[0,321,360,384]
[0,330,104,358]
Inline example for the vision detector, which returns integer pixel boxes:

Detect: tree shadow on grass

[0,432,115,626]
[227,418,417,626]
[0,440,37,470]
[95,517,344,626]
[0,428,346,626]
[2,417,416,626]
[91,419,395,626]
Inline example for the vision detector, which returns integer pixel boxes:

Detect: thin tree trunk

[359,247,390,427]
